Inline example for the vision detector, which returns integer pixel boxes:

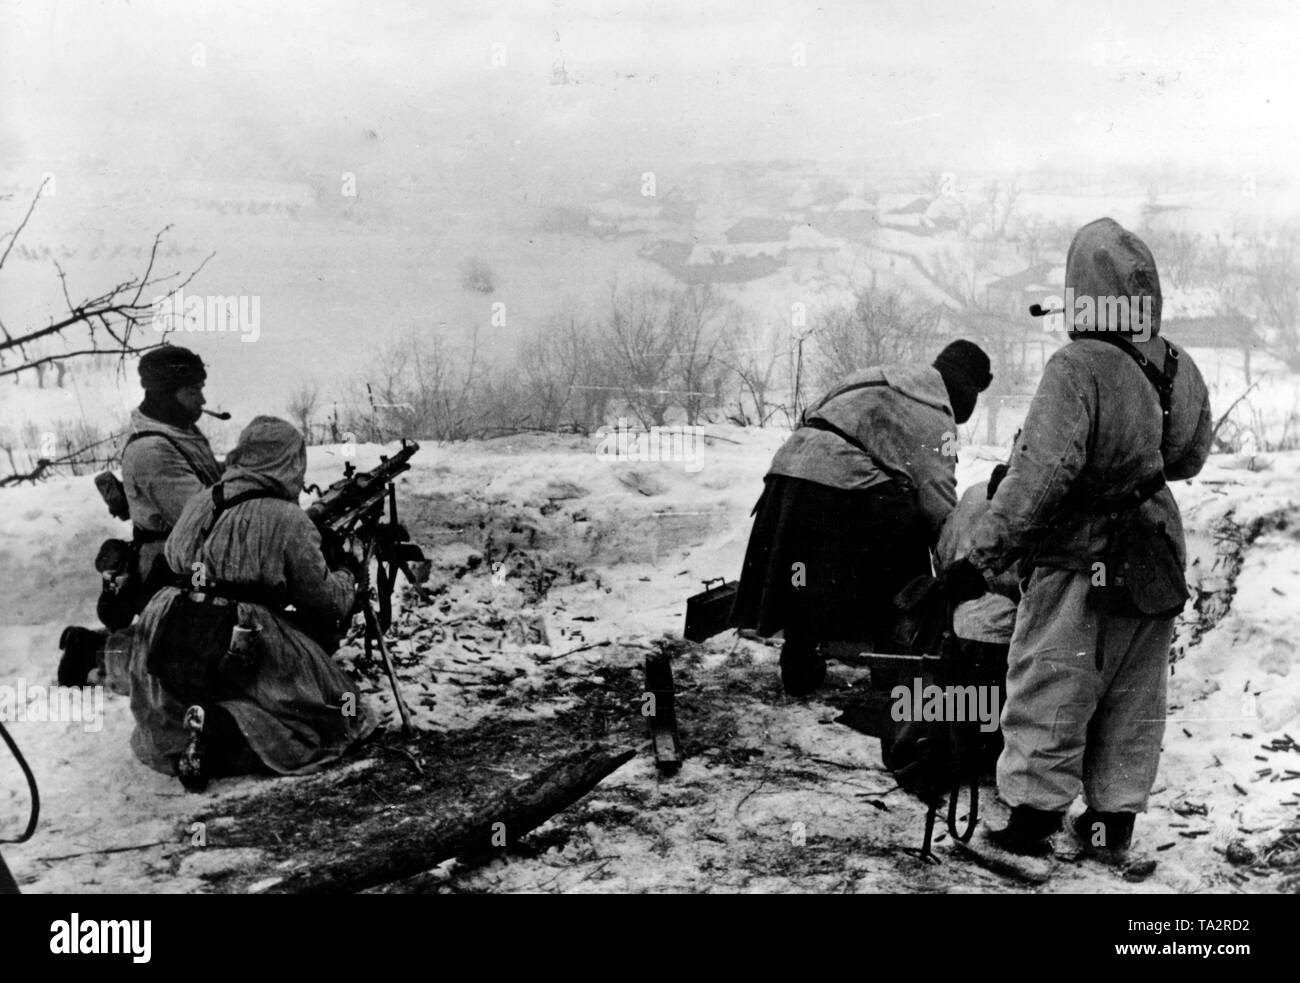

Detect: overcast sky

[3,0,1297,189]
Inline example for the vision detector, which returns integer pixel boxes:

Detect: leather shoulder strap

[125,429,201,477]
[199,485,280,539]
[1067,337,1179,517]
[1091,336,1178,447]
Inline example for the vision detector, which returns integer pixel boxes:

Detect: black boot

[987,806,1063,856]
[57,627,106,687]
[779,639,825,697]
[1073,810,1136,864]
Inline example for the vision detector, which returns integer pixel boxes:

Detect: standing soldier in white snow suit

[953,218,1214,862]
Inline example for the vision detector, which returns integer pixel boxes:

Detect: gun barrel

[306,441,420,533]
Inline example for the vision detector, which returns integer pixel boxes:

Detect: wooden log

[261,743,635,895]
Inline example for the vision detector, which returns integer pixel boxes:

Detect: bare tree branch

[0,341,173,381]
[0,461,52,487]
[0,185,214,381]
[0,178,47,271]
[1211,380,1263,442]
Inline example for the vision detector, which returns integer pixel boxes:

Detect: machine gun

[306,439,429,735]
[826,575,982,863]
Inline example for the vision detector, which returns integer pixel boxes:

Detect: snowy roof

[876,192,925,213]
[987,263,1062,296]
[725,216,793,244]
[885,195,932,215]
[786,224,839,250]
[832,194,876,213]
[925,196,964,224]
[686,244,722,266]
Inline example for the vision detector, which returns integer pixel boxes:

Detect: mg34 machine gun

[306,439,429,735]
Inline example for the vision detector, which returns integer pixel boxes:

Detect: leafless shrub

[1247,225,1300,373]
[598,281,729,427]
[719,317,790,427]
[357,327,482,441]
[287,381,320,439]
[515,315,587,431]
[811,285,941,394]
[1141,228,1204,289]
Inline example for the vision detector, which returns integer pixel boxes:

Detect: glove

[893,574,944,614]
[332,543,366,580]
[987,463,1010,499]
[941,558,989,603]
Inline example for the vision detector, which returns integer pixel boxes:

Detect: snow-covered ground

[1,419,1298,893]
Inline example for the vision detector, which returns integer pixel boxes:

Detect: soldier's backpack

[92,430,213,629]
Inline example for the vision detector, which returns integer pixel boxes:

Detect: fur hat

[138,345,206,392]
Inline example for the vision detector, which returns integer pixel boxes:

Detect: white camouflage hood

[1064,217,1162,341]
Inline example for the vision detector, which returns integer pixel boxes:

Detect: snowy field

[1,409,1298,893]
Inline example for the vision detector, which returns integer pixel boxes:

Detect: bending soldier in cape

[730,339,993,695]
